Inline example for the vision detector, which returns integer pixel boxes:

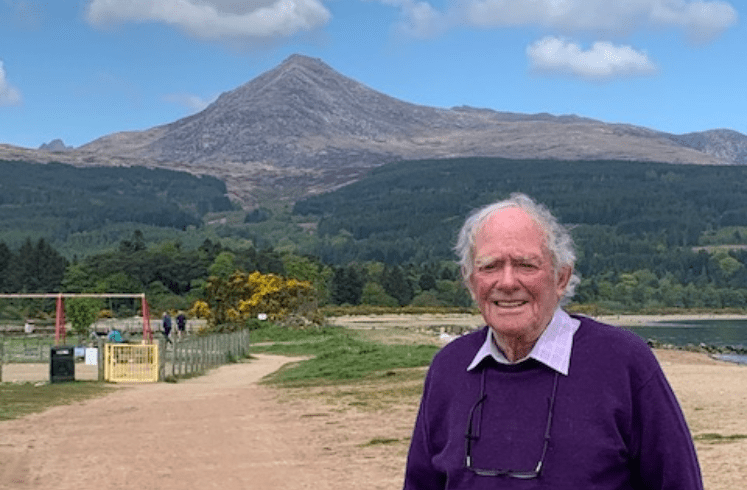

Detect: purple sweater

[403,316,703,489]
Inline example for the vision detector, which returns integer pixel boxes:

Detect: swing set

[0,293,154,344]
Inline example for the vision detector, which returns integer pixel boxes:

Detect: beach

[653,349,747,489]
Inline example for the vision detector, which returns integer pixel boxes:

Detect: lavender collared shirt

[466,308,580,375]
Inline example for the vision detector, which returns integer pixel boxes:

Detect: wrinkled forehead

[471,207,554,269]
[475,207,547,247]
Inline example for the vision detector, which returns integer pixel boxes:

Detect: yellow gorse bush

[192,270,316,328]
[189,300,211,319]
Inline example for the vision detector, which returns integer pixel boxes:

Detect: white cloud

[85,0,332,40]
[461,0,737,42]
[650,0,739,43]
[373,0,450,38]
[527,36,658,80]
[369,1,734,80]
[164,91,217,112]
[0,61,22,106]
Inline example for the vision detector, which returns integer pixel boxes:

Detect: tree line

[2,232,747,322]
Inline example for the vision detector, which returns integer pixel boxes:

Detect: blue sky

[0,0,743,149]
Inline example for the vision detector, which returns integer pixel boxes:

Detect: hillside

[0,160,233,247]
[1,54,746,207]
[292,157,747,266]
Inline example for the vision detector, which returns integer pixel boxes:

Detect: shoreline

[594,313,747,327]
[327,312,747,364]
[595,313,747,363]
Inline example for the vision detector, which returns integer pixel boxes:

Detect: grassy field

[0,381,117,421]
[250,323,439,386]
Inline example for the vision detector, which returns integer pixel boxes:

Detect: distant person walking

[162,311,172,344]
[176,311,187,338]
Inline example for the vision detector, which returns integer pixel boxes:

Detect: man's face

[468,207,570,344]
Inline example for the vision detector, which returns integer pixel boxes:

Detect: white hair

[454,192,580,303]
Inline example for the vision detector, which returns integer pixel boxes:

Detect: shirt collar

[466,308,580,375]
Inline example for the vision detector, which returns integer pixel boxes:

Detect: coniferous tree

[381,265,414,306]
[330,266,364,305]
[418,270,437,291]
[1,238,67,293]
[0,241,11,292]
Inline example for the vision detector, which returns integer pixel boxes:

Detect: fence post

[97,336,105,381]
[185,337,190,375]
[213,336,218,366]
[190,337,196,374]
[207,336,212,367]
[183,338,189,375]
[212,336,220,367]
[173,338,179,378]
[180,337,187,375]
[0,340,4,382]
[158,338,165,381]
[207,336,212,368]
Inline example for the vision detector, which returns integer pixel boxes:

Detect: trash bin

[50,346,75,383]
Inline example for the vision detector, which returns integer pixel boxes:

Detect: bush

[191,270,319,331]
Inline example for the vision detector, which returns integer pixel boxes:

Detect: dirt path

[0,354,405,490]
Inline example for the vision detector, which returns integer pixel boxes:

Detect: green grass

[0,381,117,421]
[358,437,402,447]
[693,433,747,444]
[250,324,439,385]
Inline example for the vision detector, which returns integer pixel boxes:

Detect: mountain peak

[65,55,746,207]
[279,53,328,69]
[39,139,72,151]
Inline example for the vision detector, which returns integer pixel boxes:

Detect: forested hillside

[292,158,747,310]
[293,158,747,263]
[0,160,233,249]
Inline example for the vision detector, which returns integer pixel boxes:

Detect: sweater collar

[466,308,580,376]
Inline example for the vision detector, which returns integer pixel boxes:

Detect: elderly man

[403,193,703,489]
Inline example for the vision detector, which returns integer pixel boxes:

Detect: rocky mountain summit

[38,139,72,151]
[2,54,746,207]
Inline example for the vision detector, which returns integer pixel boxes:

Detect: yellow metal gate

[105,343,159,383]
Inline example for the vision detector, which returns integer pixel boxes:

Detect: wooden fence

[158,329,251,380]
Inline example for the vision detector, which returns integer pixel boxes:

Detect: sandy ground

[1,354,409,490]
[1,314,747,490]
[1,363,99,383]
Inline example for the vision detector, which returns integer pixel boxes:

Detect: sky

[0,0,744,149]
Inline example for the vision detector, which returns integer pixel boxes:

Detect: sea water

[623,319,747,365]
